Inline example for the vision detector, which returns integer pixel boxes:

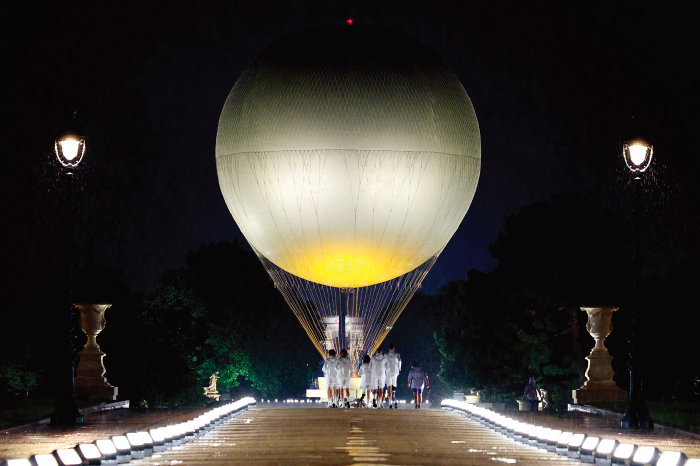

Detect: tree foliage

[115,241,318,407]
[435,193,632,409]
[0,355,42,399]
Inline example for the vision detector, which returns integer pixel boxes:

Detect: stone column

[572,306,627,404]
[74,303,118,401]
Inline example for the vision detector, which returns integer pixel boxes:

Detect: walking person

[358,354,372,407]
[369,348,387,408]
[523,376,542,412]
[336,349,353,408]
[384,343,401,408]
[322,349,339,407]
[407,361,429,409]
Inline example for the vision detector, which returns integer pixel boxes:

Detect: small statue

[207,372,218,392]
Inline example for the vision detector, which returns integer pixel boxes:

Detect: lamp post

[50,129,87,425]
[619,139,653,430]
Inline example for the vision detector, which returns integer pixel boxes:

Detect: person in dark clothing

[523,376,542,412]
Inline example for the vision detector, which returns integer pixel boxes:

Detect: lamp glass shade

[54,135,86,168]
[622,139,653,172]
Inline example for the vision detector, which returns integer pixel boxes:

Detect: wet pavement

[0,407,209,459]
[1,403,698,464]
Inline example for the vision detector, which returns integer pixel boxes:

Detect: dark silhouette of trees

[116,241,318,407]
[435,193,633,409]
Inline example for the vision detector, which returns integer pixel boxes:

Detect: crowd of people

[322,343,430,409]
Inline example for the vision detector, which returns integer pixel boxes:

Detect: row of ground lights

[442,399,698,466]
[259,399,412,404]
[0,397,256,466]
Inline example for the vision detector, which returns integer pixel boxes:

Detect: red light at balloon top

[346,18,353,26]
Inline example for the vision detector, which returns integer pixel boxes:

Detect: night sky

[3,1,697,302]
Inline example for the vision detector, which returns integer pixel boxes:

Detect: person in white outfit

[336,349,353,408]
[384,343,402,409]
[369,348,387,408]
[358,354,372,407]
[322,349,339,407]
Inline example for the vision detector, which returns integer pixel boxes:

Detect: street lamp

[54,133,86,170]
[620,138,653,430]
[50,129,87,425]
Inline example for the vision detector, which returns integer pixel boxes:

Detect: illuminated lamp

[579,436,600,463]
[182,421,196,441]
[535,427,552,449]
[54,132,86,170]
[195,417,210,434]
[525,425,541,446]
[622,139,653,174]
[175,423,189,443]
[513,422,528,442]
[93,439,117,464]
[501,418,517,437]
[594,438,620,466]
[136,432,154,456]
[567,433,587,459]
[515,422,533,444]
[190,420,202,438]
[493,416,508,435]
[684,459,700,466]
[51,449,81,466]
[149,428,167,452]
[0,460,32,466]
[545,429,562,452]
[110,435,131,463]
[656,451,688,466]
[631,446,660,466]
[158,426,174,446]
[125,433,146,458]
[28,454,58,466]
[612,443,637,465]
[556,431,574,455]
[74,444,101,465]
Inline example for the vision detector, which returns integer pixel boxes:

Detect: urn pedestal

[74,303,118,401]
[572,306,627,404]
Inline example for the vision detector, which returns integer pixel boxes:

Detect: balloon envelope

[216,25,480,288]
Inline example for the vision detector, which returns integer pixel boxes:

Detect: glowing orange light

[346,18,353,26]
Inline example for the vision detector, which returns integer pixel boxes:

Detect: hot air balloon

[216,25,480,366]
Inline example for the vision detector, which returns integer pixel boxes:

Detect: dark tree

[435,193,632,409]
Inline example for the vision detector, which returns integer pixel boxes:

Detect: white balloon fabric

[216,25,480,288]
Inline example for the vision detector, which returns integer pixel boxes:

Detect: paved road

[2,404,697,464]
[137,407,582,465]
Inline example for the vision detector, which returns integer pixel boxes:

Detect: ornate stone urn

[74,303,118,401]
[572,306,627,404]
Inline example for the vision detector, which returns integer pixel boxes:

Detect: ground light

[51,449,82,466]
[0,398,256,466]
[0,460,32,466]
[633,446,662,465]
[657,452,689,466]
[75,444,101,465]
[595,438,620,465]
[93,439,118,464]
[567,432,586,459]
[579,436,600,463]
[613,443,637,464]
[441,399,699,465]
[28,454,59,466]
